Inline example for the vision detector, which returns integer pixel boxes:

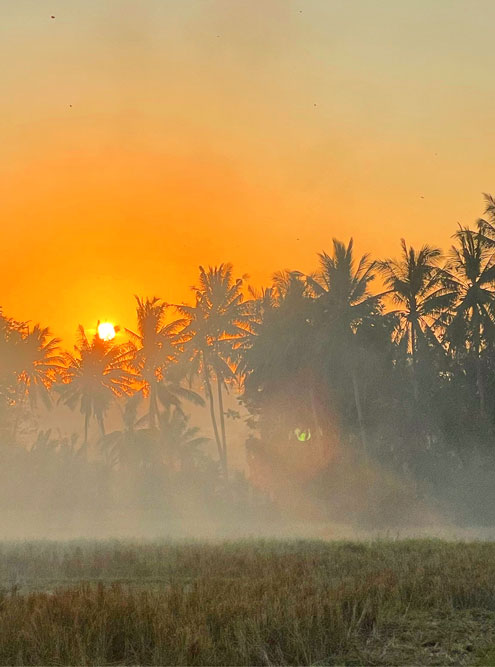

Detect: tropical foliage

[4,195,495,527]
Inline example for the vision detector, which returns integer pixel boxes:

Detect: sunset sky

[2,0,495,342]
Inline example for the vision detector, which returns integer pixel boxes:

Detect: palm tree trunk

[84,411,90,444]
[149,383,158,429]
[12,414,19,442]
[474,314,485,417]
[12,392,26,442]
[476,355,485,417]
[203,366,224,469]
[351,366,367,456]
[411,320,418,401]
[216,371,228,478]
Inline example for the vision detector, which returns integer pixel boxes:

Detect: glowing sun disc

[98,322,116,341]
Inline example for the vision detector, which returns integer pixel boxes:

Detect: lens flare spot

[295,428,311,442]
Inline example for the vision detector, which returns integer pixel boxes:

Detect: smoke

[1,391,493,543]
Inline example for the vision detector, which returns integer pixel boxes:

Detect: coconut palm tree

[103,394,207,473]
[307,238,382,452]
[476,192,495,246]
[126,296,188,429]
[126,296,203,430]
[15,324,63,409]
[176,264,251,478]
[240,270,316,443]
[0,311,21,396]
[0,310,24,435]
[0,319,62,438]
[58,326,135,443]
[444,227,495,417]
[157,406,210,472]
[378,240,453,399]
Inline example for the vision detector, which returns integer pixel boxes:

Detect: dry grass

[0,539,495,665]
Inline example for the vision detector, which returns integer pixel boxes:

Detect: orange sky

[2,0,495,343]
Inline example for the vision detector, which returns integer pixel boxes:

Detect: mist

[3,217,495,544]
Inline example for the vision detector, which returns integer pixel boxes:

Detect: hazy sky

[2,0,495,341]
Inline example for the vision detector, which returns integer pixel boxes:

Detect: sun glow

[97,322,116,341]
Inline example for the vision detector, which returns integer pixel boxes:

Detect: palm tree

[101,393,158,471]
[176,264,251,478]
[240,271,315,444]
[157,407,210,472]
[15,324,63,409]
[378,240,453,399]
[0,319,62,438]
[445,227,495,417]
[0,311,21,397]
[307,239,381,452]
[126,296,187,429]
[58,326,135,443]
[103,392,207,473]
[0,311,24,436]
[476,192,495,246]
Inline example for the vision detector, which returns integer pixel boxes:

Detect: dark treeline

[3,194,495,534]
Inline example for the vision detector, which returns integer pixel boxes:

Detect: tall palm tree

[58,326,135,443]
[176,264,251,478]
[126,296,187,429]
[307,238,381,452]
[445,227,495,417]
[240,271,315,446]
[378,240,453,399]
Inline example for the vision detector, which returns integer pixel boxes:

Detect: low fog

[4,224,495,543]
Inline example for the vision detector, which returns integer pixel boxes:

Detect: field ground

[1,539,495,665]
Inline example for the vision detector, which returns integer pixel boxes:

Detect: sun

[97,321,116,341]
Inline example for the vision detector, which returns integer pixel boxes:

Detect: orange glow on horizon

[2,2,495,343]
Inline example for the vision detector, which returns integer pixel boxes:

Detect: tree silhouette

[307,238,381,452]
[15,324,63,409]
[58,326,135,443]
[378,240,453,399]
[445,227,495,417]
[176,264,251,478]
[5,193,495,526]
[476,192,495,246]
[126,296,188,429]
[241,270,316,451]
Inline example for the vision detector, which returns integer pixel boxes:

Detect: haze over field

[2,0,495,342]
[7,5,495,664]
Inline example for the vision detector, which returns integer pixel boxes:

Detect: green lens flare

[295,428,311,442]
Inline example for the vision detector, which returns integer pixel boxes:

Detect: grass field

[1,539,495,665]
